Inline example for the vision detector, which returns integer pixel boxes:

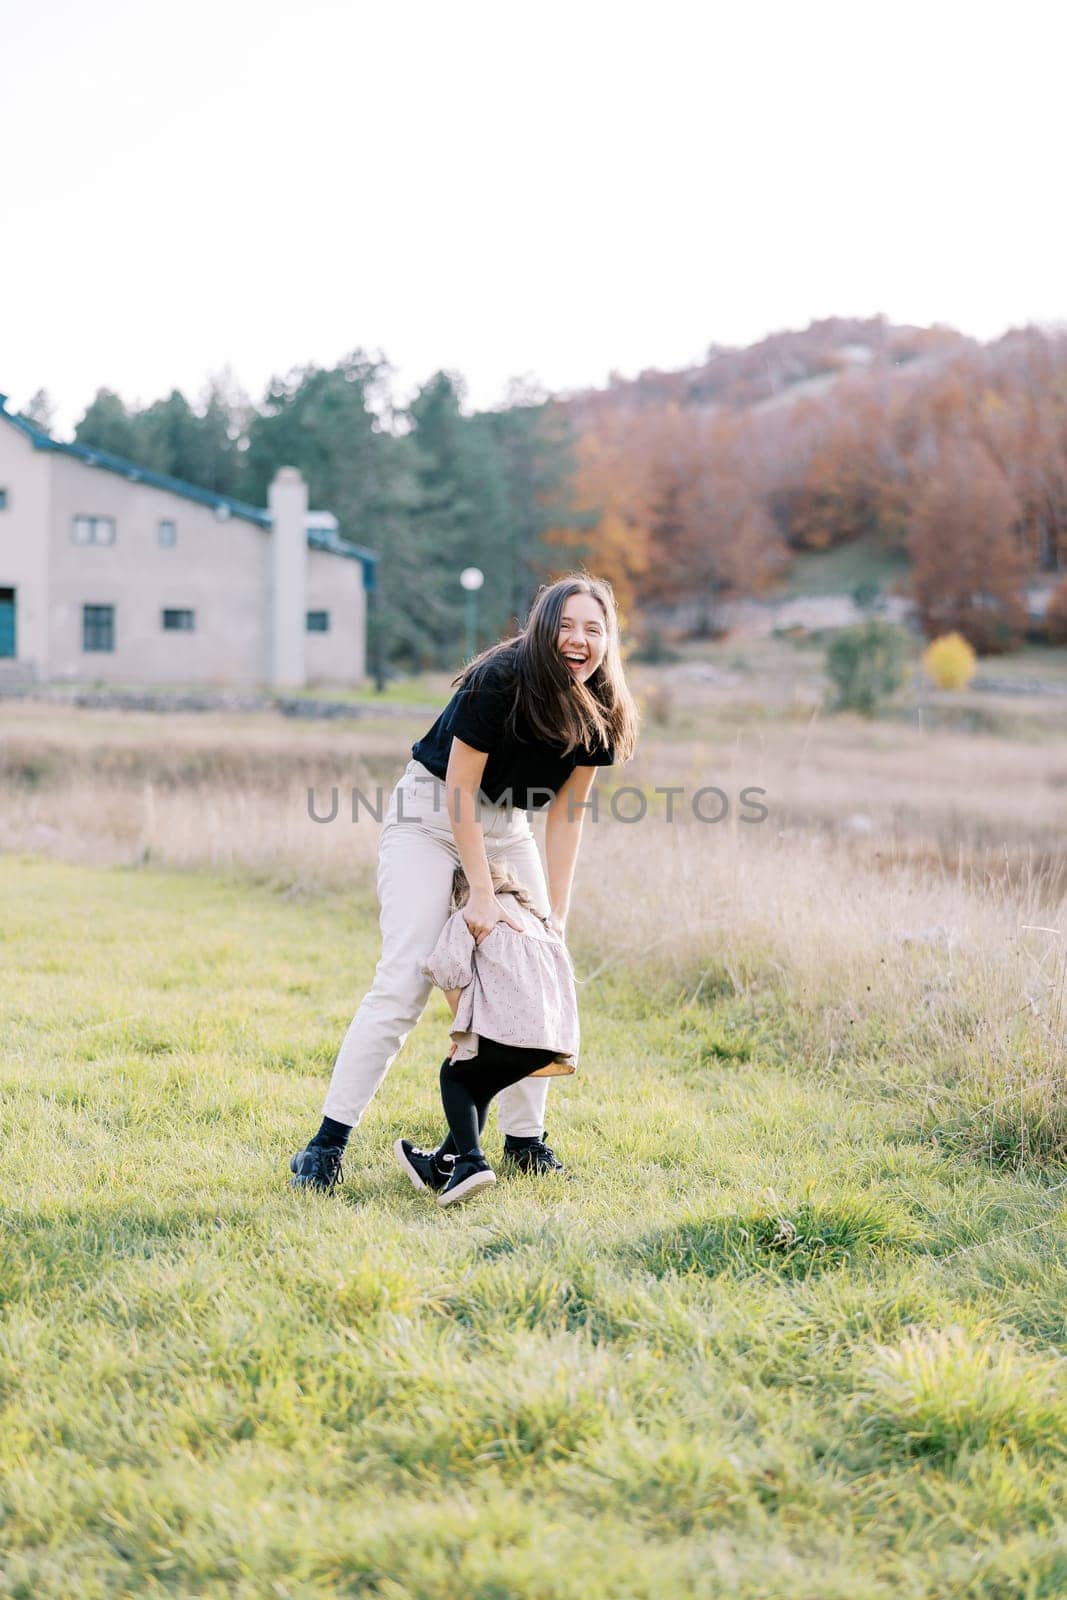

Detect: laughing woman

[289,572,641,1193]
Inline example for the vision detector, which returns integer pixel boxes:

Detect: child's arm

[443,987,461,1057]
[421,916,475,1062]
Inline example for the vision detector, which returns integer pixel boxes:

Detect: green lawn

[274,675,455,707]
[3,856,1067,1598]
[67,676,452,709]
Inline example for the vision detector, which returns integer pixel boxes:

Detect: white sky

[3,0,1065,436]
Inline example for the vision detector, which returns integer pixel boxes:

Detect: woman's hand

[463,888,526,944]
[544,908,568,940]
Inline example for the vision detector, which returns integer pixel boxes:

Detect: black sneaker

[289,1143,345,1193]
[393,1137,455,1195]
[438,1153,497,1207]
[501,1131,565,1174]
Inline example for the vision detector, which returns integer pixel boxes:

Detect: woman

[289,572,640,1193]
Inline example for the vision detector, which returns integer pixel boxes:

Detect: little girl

[394,859,580,1206]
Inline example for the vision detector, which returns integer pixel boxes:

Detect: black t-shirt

[411,651,614,810]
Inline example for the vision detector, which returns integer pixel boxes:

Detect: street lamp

[460,566,484,661]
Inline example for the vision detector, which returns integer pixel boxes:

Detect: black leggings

[438,1038,557,1160]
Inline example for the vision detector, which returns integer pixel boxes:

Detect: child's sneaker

[437,1153,497,1207]
[393,1137,455,1194]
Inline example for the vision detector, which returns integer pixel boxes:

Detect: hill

[551,317,1067,648]
[561,314,976,419]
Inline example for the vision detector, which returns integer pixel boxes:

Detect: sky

[3,0,1065,436]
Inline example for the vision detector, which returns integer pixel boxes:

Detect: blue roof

[0,394,378,591]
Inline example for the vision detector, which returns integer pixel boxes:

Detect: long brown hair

[450,860,543,919]
[450,572,640,762]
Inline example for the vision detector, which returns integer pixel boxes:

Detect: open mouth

[563,653,587,669]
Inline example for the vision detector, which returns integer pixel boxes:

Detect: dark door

[0,589,14,658]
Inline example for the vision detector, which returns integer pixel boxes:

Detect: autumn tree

[776,382,910,552]
[1045,576,1067,645]
[617,404,786,634]
[546,407,653,619]
[972,331,1067,574]
[672,415,787,634]
[908,442,1029,653]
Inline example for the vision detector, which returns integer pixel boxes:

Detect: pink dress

[420,890,580,1072]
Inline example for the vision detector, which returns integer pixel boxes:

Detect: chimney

[268,466,308,688]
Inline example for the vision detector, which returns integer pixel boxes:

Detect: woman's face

[557,594,608,683]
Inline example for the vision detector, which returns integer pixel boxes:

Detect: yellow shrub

[922,632,977,691]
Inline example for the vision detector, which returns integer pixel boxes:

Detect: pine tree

[74,389,141,459]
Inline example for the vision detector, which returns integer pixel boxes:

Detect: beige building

[0,394,378,689]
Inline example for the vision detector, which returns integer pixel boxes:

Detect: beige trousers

[321,758,553,1138]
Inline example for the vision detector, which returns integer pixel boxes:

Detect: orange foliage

[543,411,652,615]
[1046,576,1067,645]
[908,442,1028,654]
[777,383,909,552]
[625,404,787,624]
[555,321,1067,648]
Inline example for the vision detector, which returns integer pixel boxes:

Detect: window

[307,610,330,632]
[162,609,195,631]
[83,605,114,651]
[158,519,177,547]
[0,488,8,510]
[0,588,15,658]
[72,515,116,546]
